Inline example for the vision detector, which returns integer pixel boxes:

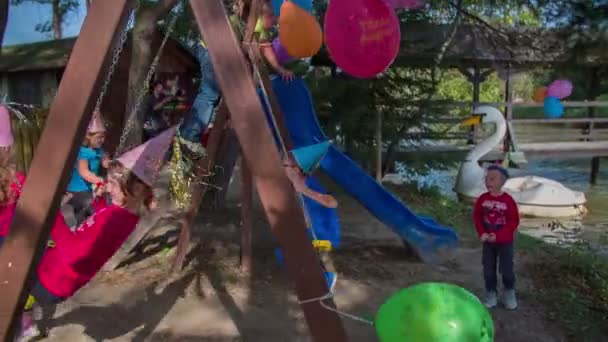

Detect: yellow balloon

[278,1,323,58]
[533,86,547,103]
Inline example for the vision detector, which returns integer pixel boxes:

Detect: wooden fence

[11,109,47,173]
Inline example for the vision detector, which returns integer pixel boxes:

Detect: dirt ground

[37,174,570,342]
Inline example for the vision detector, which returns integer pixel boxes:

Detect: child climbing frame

[0,1,347,341]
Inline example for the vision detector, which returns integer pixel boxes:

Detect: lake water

[396,155,608,253]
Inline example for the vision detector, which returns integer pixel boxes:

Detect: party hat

[0,105,14,147]
[290,141,330,174]
[87,109,106,133]
[117,126,177,186]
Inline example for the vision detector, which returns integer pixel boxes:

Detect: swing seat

[313,239,332,252]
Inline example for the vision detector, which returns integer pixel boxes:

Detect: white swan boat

[454,106,587,218]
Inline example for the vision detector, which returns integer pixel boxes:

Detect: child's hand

[102,154,111,168]
[94,182,106,197]
[488,233,497,243]
[480,233,489,242]
[280,69,294,82]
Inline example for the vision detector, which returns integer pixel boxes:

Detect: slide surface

[268,77,458,259]
[258,86,341,249]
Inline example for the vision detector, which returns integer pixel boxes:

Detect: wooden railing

[404,117,608,142]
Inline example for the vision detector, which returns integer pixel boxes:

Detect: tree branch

[0,0,8,55]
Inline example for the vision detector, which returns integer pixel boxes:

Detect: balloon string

[299,289,374,326]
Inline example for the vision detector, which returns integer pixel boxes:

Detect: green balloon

[375,282,494,342]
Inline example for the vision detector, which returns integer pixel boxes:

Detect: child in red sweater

[473,165,519,310]
[16,127,174,340]
[0,104,24,248]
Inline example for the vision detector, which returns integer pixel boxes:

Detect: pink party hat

[87,109,106,133]
[0,105,14,147]
[117,126,176,186]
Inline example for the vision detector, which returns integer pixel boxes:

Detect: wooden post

[458,66,492,145]
[188,1,347,340]
[0,1,133,339]
[375,111,383,182]
[503,65,513,153]
[240,157,253,272]
[591,157,600,185]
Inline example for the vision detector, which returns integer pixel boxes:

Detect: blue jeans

[482,242,515,292]
[179,47,220,143]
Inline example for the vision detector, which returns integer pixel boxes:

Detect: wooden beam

[188,1,347,340]
[590,157,600,185]
[0,1,134,339]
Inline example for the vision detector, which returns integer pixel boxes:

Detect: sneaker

[484,291,498,308]
[179,138,207,159]
[503,289,518,310]
[16,314,40,342]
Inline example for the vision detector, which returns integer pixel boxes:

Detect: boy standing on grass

[473,165,519,310]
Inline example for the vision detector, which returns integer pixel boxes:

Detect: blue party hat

[291,141,331,174]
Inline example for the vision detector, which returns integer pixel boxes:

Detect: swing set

[0,0,348,340]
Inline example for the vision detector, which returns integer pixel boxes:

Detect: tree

[10,0,80,39]
[120,0,180,151]
[0,0,9,53]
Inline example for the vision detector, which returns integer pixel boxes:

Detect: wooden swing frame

[0,0,348,340]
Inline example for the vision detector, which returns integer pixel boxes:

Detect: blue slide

[266,77,458,260]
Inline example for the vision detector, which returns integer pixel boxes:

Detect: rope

[299,289,375,326]
[248,46,288,160]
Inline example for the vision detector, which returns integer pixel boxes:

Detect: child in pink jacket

[15,127,175,340]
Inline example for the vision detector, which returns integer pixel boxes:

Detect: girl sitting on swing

[0,105,25,248]
[15,127,174,340]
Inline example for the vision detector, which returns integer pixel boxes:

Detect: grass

[387,182,608,339]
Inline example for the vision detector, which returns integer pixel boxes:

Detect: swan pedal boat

[454,106,587,218]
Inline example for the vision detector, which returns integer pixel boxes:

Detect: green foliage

[528,241,608,338]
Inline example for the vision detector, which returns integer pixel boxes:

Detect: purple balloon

[272,38,294,65]
[546,79,573,99]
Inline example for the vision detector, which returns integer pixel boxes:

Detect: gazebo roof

[312,22,607,69]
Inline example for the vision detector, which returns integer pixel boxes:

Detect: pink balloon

[546,79,573,99]
[324,0,401,78]
[384,0,424,9]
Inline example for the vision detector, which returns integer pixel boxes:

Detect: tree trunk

[86,0,93,10]
[121,0,178,151]
[52,0,63,39]
[122,9,157,151]
[0,0,8,54]
[375,110,382,182]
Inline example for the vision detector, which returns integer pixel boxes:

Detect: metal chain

[94,0,141,111]
[115,7,180,156]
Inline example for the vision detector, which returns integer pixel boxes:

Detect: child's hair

[107,161,155,212]
[487,165,509,180]
[0,147,17,206]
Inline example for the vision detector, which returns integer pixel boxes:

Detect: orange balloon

[278,1,323,58]
[533,87,547,103]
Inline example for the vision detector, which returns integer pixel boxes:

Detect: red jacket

[0,172,25,237]
[37,197,139,298]
[473,192,519,243]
